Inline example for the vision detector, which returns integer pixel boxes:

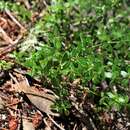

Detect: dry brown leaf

[32,112,42,128]
[22,118,35,130]
[27,92,59,116]
[9,117,18,130]
[102,112,112,124]
[12,77,59,116]
[26,85,59,116]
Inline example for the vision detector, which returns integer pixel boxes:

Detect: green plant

[100,92,129,110]
[0,60,12,70]
[14,0,130,113]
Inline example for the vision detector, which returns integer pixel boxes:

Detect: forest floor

[0,0,130,130]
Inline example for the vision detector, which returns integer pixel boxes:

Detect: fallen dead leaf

[26,88,59,116]
[102,112,112,124]
[32,112,42,128]
[9,117,18,130]
[11,74,59,116]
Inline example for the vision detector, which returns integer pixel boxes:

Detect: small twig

[0,42,17,59]
[5,9,26,32]
[0,17,8,29]
[43,118,52,130]
[6,100,21,107]
[0,94,9,101]
[9,72,20,85]
[73,124,77,130]
[22,0,31,9]
[43,0,48,7]
[0,10,25,59]
[0,34,22,59]
[0,27,14,44]
[47,114,65,130]
[9,73,22,93]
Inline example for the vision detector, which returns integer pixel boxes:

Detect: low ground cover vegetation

[0,0,130,129]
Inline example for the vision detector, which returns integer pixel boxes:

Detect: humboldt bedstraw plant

[12,0,130,113]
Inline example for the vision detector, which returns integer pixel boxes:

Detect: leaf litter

[0,71,62,130]
[10,72,59,116]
